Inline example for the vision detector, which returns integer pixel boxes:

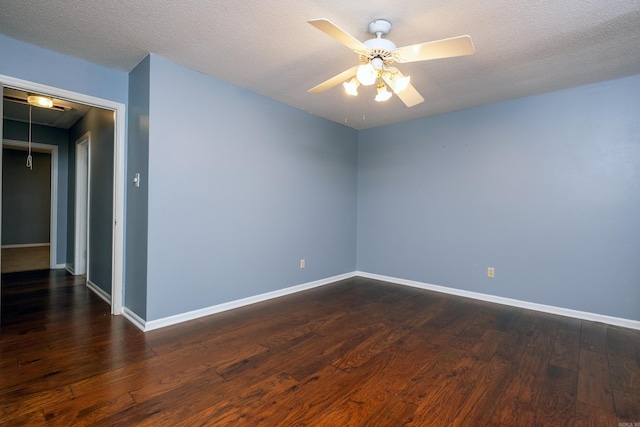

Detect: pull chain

[26,104,33,170]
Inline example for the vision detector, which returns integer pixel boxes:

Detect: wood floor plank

[176,372,299,426]
[247,328,410,424]
[0,386,73,418]
[362,398,418,426]
[395,344,465,406]
[578,347,615,411]
[2,270,639,425]
[406,354,481,425]
[581,321,608,353]
[246,364,351,426]
[549,326,581,371]
[534,365,578,426]
[0,409,47,426]
[331,322,405,371]
[100,375,229,426]
[608,353,640,396]
[493,310,536,364]
[70,343,209,397]
[345,346,421,404]
[608,326,640,398]
[611,388,640,421]
[1,245,50,273]
[280,331,365,381]
[451,356,515,426]
[469,328,509,361]
[42,388,137,426]
[575,400,619,426]
[488,329,556,425]
[128,362,226,404]
[214,331,319,381]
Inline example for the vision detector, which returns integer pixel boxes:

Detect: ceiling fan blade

[394,35,475,63]
[308,18,370,54]
[308,66,359,94]
[383,71,424,107]
[395,83,424,107]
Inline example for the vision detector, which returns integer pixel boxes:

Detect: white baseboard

[143,272,356,332]
[86,280,112,305]
[122,307,146,331]
[122,270,640,333]
[66,266,75,275]
[1,243,50,249]
[356,271,640,331]
[54,263,66,270]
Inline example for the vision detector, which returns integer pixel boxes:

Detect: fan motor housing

[361,37,397,65]
[360,19,397,65]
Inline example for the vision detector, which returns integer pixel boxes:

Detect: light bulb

[357,63,377,86]
[27,95,54,109]
[375,84,392,102]
[343,78,360,96]
[394,75,411,93]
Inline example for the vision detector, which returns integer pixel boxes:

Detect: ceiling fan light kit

[393,74,411,93]
[343,78,360,96]
[308,18,475,107]
[375,83,392,102]
[356,61,379,86]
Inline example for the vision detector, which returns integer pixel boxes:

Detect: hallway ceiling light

[27,94,54,109]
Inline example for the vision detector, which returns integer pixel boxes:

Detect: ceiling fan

[308,18,475,107]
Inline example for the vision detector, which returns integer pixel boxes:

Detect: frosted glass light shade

[343,78,360,96]
[394,75,411,93]
[375,84,392,102]
[357,63,377,86]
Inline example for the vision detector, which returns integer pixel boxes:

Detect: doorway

[1,142,57,273]
[74,133,90,276]
[0,75,125,315]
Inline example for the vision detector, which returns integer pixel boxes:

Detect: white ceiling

[1,1,639,130]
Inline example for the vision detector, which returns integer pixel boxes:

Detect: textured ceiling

[1,1,639,130]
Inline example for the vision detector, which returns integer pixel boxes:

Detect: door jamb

[73,133,90,276]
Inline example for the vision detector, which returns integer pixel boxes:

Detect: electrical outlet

[487,267,495,278]
[300,259,305,269]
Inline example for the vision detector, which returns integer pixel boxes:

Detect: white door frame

[73,133,90,276]
[0,74,126,315]
[2,139,59,269]
[0,82,3,299]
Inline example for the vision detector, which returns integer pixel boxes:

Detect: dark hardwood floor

[1,270,639,426]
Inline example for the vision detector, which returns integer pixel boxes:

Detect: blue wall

[2,34,638,325]
[358,74,640,321]
[3,119,69,265]
[2,149,51,244]
[125,56,151,319]
[144,56,358,321]
[69,108,115,295]
[0,35,128,105]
